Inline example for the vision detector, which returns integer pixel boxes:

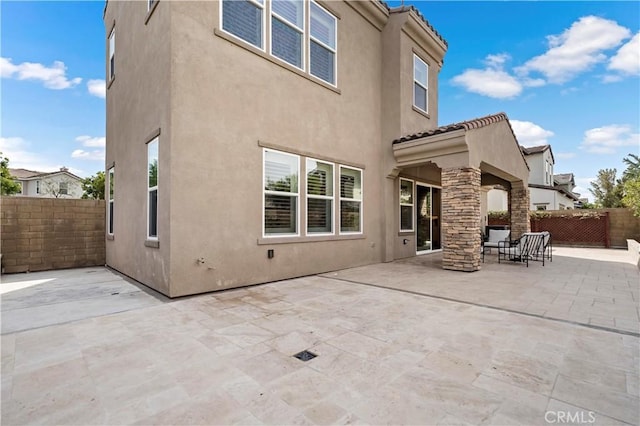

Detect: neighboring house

[104,0,530,297]
[9,167,83,198]
[487,145,579,211]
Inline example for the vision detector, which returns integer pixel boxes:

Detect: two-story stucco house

[104,0,531,297]
[9,167,84,199]
[488,145,579,211]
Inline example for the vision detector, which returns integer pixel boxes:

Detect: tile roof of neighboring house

[554,173,574,185]
[520,145,550,155]
[387,5,448,47]
[529,183,580,201]
[392,112,513,145]
[9,168,82,181]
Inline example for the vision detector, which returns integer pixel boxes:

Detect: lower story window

[108,167,114,235]
[264,149,299,236]
[339,166,362,233]
[147,138,159,239]
[400,178,414,232]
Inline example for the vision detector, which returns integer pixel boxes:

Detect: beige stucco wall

[104,1,173,295]
[105,1,449,297]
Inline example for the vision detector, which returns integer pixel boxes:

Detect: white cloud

[73,135,105,161]
[602,74,623,83]
[580,124,640,154]
[608,32,640,75]
[451,53,522,99]
[0,57,81,89]
[87,79,106,98]
[516,16,631,84]
[556,152,576,160]
[71,149,105,161]
[0,136,65,172]
[76,135,105,148]
[510,120,555,147]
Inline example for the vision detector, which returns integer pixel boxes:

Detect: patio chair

[498,232,546,267]
[482,229,511,262]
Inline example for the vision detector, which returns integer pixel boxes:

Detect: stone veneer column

[510,183,531,238]
[441,167,481,272]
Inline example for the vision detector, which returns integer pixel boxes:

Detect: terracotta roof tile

[392,112,511,144]
[387,4,448,47]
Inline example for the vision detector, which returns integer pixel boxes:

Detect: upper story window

[108,28,115,81]
[271,0,304,69]
[220,0,337,87]
[413,54,428,113]
[59,181,68,195]
[222,0,264,49]
[309,1,336,85]
[36,180,40,194]
[148,0,156,11]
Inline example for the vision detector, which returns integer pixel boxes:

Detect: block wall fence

[1,197,106,273]
[489,208,640,249]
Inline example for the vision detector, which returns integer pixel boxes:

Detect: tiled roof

[520,145,550,155]
[392,112,511,145]
[9,168,82,181]
[554,173,574,185]
[9,168,43,179]
[387,5,448,47]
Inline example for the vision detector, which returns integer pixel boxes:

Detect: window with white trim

[59,182,68,195]
[148,0,156,11]
[222,0,264,49]
[306,158,333,234]
[271,0,304,69]
[309,1,337,85]
[339,166,362,233]
[413,54,428,113]
[400,179,414,232]
[108,167,114,235]
[264,149,299,236]
[147,138,159,239]
[108,28,115,81]
[36,180,40,194]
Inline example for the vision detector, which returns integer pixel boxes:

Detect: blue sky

[1,1,639,201]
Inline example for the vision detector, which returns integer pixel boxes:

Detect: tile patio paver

[1,247,639,425]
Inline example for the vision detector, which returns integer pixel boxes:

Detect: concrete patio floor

[1,247,639,425]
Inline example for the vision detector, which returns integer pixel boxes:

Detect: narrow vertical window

[413,54,428,113]
[339,166,362,234]
[264,149,299,236]
[222,0,264,49]
[108,167,115,235]
[108,28,115,81]
[148,0,156,11]
[147,139,159,239]
[36,180,40,194]
[400,179,414,232]
[271,0,304,69]
[306,159,333,234]
[309,1,336,85]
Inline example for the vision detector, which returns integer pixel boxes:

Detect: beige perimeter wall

[1,197,105,273]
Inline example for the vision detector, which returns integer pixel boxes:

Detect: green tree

[621,153,640,216]
[81,171,106,199]
[589,168,624,208]
[0,152,22,195]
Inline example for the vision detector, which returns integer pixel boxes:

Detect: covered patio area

[392,113,530,272]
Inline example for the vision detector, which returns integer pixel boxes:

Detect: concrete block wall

[1,197,106,273]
